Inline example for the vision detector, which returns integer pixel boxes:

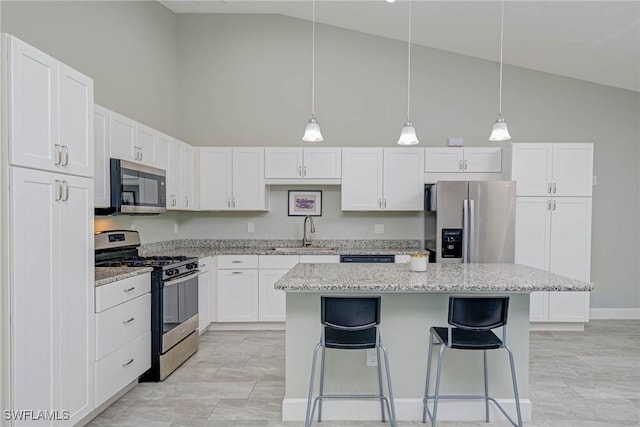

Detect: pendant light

[489,0,511,141]
[302,0,323,142]
[397,0,419,145]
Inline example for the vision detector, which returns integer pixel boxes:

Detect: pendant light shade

[397,120,419,145]
[302,0,323,142]
[489,0,511,142]
[397,0,419,145]
[303,116,323,142]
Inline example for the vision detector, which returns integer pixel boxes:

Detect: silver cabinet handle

[458,159,463,170]
[547,200,551,211]
[62,181,69,201]
[553,183,557,194]
[123,287,135,293]
[552,200,556,210]
[298,166,302,176]
[227,197,231,208]
[232,271,243,275]
[139,149,143,161]
[61,145,69,166]
[185,196,189,207]
[384,198,387,208]
[378,198,382,208]
[232,260,243,264]
[303,165,307,176]
[123,317,135,324]
[547,183,552,194]
[232,198,236,208]
[55,180,62,201]
[122,358,134,367]
[54,144,62,165]
[464,160,468,170]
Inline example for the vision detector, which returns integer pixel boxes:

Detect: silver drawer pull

[123,317,135,324]
[231,260,243,263]
[122,358,134,367]
[232,271,243,275]
[123,287,135,292]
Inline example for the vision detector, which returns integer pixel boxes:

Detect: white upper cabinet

[265,147,341,179]
[7,35,93,177]
[180,144,197,210]
[200,147,266,211]
[342,148,423,211]
[109,111,158,167]
[425,147,501,173]
[94,105,110,207]
[511,143,593,197]
[159,133,185,210]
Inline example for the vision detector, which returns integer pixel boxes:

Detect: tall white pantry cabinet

[3,34,95,425]
[511,143,593,327]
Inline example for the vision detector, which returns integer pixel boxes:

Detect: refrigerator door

[468,181,516,263]
[436,181,468,263]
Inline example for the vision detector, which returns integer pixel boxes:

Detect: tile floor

[89,320,640,427]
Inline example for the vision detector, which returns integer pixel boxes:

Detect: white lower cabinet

[198,257,213,333]
[95,273,151,407]
[258,255,299,322]
[217,256,259,322]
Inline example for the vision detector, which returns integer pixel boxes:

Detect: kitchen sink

[271,247,337,254]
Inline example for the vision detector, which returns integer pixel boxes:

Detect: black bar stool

[422,296,522,427]
[305,296,397,427]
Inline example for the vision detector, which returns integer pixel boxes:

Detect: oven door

[162,271,200,353]
[111,158,167,214]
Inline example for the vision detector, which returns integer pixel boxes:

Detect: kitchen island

[275,262,592,423]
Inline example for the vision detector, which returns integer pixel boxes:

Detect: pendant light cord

[498,0,505,116]
[311,0,316,117]
[406,0,412,120]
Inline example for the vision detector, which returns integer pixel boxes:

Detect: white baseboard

[208,322,285,331]
[590,308,640,320]
[530,322,585,331]
[282,397,531,422]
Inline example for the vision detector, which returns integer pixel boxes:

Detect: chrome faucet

[302,215,316,247]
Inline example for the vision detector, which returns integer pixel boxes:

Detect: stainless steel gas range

[95,230,199,381]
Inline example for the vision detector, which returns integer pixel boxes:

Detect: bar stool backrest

[448,297,509,331]
[321,296,381,330]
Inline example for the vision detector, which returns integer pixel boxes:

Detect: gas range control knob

[166,268,177,277]
[186,263,197,270]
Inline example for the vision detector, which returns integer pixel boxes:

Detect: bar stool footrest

[423,394,521,427]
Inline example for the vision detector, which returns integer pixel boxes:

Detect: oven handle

[163,270,202,287]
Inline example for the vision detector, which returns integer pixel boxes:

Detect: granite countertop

[143,247,425,258]
[95,267,153,287]
[274,263,594,293]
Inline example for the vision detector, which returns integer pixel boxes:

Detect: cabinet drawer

[95,273,151,313]
[95,331,151,407]
[217,255,258,269]
[96,293,151,360]
[258,255,299,269]
[199,256,213,273]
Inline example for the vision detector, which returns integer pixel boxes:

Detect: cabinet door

[165,136,183,210]
[424,148,463,172]
[109,111,136,162]
[10,167,57,416]
[265,148,302,178]
[515,197,551,272]
[529,292,550,322]
[136,123,158,167]
[463,147,501,172]
[341,148,383,210]
[258,269,288,321]
[552,143,593,196]
[511,143,553,196]
[57,174,94,422]
[94,105,110,207]
[217,270,259,322]
[304,148,342,178]
[8,35,59,172]
[58,63,93,177]
[383,148,425,210]
[548,292,590,322]
[181,144,196,209]
[199,148,233,210]
[549,197,592,282]
[198,270,211,333]
[233,148,266,210]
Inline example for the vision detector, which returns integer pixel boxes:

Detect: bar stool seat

[305,296,397,427]
[422,296,523,427]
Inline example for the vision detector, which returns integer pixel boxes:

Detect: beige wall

[1,1,179,137]
[2,4,639,309]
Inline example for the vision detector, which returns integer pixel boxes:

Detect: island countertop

[274,262,593,292]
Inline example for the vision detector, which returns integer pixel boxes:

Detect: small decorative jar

[410,253,428,272]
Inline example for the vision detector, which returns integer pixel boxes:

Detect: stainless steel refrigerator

[424,181,516,263]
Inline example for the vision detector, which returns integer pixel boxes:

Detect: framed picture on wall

[121,191,135,205]
[288,190,322,216]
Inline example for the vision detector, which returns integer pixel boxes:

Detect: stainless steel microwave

[95,159,166,215]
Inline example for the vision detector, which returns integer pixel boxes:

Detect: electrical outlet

[248,222,255,233]
[366,348,378,367]
[173,223,179,234]
[374,224,384,234]
[130,223,137,231]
